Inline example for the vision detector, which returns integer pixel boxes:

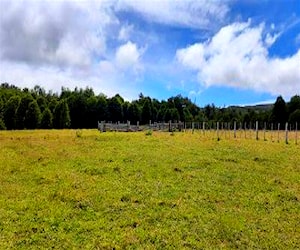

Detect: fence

[98,121,299,144]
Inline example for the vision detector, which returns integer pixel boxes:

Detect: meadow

[0,129,299,249]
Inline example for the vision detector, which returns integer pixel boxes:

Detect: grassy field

[0,130,299,249]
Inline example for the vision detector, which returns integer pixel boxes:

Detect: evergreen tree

[183,107,193,122]
[96,94,108,122]
[25,100,41,129]
[271,96,287,124]
[37,96,48,112]
[41,108,53,129]
[164,108,180,122]
[54,99,71,128]
[127,102,141,123]
[289,109,300,124]
[108,95,123,122]
[141,98,152,124]
[4,95,20,130]
[16,94,34,129]
[288,95,300,115]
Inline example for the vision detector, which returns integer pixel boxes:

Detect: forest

[0,83,299,130]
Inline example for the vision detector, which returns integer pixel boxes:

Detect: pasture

[0,130,299,249]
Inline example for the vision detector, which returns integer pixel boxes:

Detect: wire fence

[98,121,298,144]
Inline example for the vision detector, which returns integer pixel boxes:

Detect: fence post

[203,122,205,135]
[192,122,194,134]
[285,122,288,144]
[127,120,130,131]
[239,122,242,138]
[264,122,266,141]
[234,121,236,138]
[256,121,259,140]
[137,121,139,130]
[271,123,273,142]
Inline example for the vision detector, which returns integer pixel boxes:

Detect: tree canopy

[0,83,299,130]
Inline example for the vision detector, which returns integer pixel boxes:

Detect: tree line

[0,83,299,130]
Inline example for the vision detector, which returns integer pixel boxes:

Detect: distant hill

[228,104,273,112]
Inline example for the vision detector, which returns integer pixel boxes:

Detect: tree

[25,100,41,129]
[164,108,180,122]
[96,94,108,122]
[108,95,123,122]
[271,96,287,124]
[127,102,141,123]
[67,92,87,128]
[54,99,71,129]
[0,98,5,130]
[141,98,152,124]
[36,96,47,112]
[41,108,53,129]
[122,101,131,122]
[288,95,300,115]
[289,109,300,124]
[16,94,34,129]
[183,107,193,122]
[85,96,99,128]
[4,96,20,130]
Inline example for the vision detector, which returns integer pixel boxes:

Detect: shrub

[145,130,152,136]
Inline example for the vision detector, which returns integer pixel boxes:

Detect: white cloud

[0,0,144,100]
[115,0,229,29]
[115,41,143,72]
[176,21,300,97]
[0,0,111,69]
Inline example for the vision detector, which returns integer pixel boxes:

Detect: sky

[0,0,299,107]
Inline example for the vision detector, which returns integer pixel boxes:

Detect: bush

[76,130,83,138]
[145,130,152,136]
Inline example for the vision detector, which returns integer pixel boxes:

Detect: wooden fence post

[137,121,139,130]
[264,122,266,141]
[256,121,259,140]
[234,121,237,138]
[271,123,273,142]
[285,122,288,144]
[203,122,205,135]
[192,122,194,134]
[127,120,130,131]
[239,122,242,138]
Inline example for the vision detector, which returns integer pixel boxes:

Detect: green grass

[0,130,299,249]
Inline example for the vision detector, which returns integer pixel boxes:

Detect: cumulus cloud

[115,0,229,29]
[176,21,300,97]
[115,41,143,72]
[0,0,144,99]
[0,0,112,69]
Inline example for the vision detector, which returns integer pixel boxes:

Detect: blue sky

[0,0,299,107]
